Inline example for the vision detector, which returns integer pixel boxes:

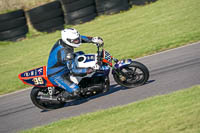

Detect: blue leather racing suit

[47,35,93,94]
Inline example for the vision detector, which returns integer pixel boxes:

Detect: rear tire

[30,87,65,110]
[0,9,24,22]
[113,61,149,88]
[65,5,96,22]
[65,13,97,25]
[0,17,26,32]
[32,16,64,32]
[95,0,129,15]
[62,0,95,13]
[0,25,28,41]
[0,9,28,41]
[28,8,63,24]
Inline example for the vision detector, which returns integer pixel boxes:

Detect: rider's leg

[49,74,79,96]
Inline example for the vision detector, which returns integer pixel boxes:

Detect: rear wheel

[30,87,65,110]
[113,61,149,88]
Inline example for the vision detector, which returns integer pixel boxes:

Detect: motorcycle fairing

[20,67,44,77]
[70,65,110,84]
[18,66,54,87]
[75,54,98,69]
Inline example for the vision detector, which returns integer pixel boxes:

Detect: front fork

[112,59,133,81]
[112,67,127,81]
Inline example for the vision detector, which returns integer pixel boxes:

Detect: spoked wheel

[30,87,66,110]
[113,61,149,88]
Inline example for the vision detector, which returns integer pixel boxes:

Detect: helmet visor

[67,37,81,44]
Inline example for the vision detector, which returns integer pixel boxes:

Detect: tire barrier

[0,9,28,41]
[61,0,95,13]
[60,0,97,25]
[65,13,97,25]
[129,0,157,6]
[95,0,130,15]
[0,0,158,41]
[33,16,64,32]
[27,1,64,33]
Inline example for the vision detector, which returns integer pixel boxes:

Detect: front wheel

[30,87,65,110]
[113,61,149,88]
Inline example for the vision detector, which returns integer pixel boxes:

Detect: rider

[47,28,104,97]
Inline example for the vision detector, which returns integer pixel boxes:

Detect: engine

[73,53,110,97]
[79,76,106,97]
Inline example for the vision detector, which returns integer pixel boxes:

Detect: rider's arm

[60,46,89,76]
[81,35,93,43]
[81,35,104,47]
[64,51,88,76]
[66,60,88,76]
[72,60,88,76]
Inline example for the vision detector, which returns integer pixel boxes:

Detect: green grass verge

[21,85,200,133]
[0,0,200,95]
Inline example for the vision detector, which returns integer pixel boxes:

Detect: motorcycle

[18,44,149,110]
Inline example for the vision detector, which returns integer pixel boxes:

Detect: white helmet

[61,28,81,48]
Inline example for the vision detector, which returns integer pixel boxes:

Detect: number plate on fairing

[75,54,99,69]
[23,77,47,86]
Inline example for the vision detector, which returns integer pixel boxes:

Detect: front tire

[113,61,149,88]
[30,87,65,110]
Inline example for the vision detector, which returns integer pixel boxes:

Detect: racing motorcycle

[18,44,149,110]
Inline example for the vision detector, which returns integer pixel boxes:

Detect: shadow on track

[41,80,155,112]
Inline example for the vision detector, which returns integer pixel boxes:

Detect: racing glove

[92,37,104,47]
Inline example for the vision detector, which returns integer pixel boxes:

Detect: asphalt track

[0,42,200,133]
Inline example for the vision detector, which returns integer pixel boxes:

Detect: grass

[0,0,200,95]
[21,85,200,133]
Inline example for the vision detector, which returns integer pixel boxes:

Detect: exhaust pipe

[37,95,61,104]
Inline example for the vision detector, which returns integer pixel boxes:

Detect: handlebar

[95,42,104,48]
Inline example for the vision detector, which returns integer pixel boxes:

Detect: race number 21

[33,77,44,85]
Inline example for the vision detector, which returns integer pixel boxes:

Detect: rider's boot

[102,77,110,93]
